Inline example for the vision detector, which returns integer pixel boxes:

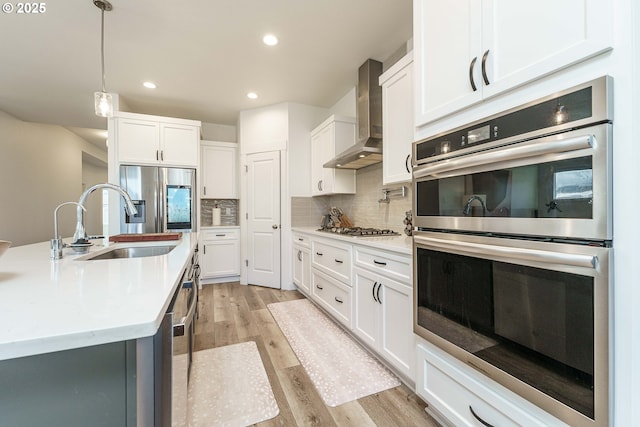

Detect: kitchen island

[0,233,198,426]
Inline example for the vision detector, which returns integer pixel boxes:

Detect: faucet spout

[463,195,487,216]
[72,183,138,244]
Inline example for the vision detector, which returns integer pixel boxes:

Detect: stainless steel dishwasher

[155,246,199,427]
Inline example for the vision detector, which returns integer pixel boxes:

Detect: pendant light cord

[100,5,106,93]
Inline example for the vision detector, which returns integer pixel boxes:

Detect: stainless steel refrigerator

[119,165,197,234]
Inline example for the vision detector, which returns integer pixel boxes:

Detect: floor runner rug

[268,298,400,407]
[187,341,279,426]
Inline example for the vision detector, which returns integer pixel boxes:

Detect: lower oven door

[172,274,198,427]
[413,231,610,426]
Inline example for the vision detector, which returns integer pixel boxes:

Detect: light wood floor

[193,282,441,427]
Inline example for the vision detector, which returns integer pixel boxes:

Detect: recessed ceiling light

[143,81,157,89]
[263,34,278,46]
[247,92,258,99]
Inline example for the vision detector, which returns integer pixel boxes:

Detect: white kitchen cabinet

[200,228,240,280]
[310,115,356,196]
[353,247,414,381]
[114,113,199,167]
[380,52,414,185]
[292,232,311,295]
[416,342,568,427]
[200,141,237,199]
[414,0,613,127]
[311,268,352,328]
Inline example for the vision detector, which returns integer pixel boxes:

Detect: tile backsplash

[292,163,412,233]
[201,199,238,226]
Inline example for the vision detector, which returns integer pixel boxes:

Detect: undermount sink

[82,245,176,260]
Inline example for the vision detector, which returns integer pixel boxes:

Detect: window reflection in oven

[416,247,595,419]
[415,156,594,219]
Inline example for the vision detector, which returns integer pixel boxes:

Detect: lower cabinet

[311,269,352,328]
[354,266,414,381]
[292,245,311,294]
[200,228,240,280]
[417,342,568,427]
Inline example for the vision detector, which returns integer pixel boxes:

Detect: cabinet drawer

[312,239,351,284]
[354,246,411,283]
[201,229,239,241]
[417,344,567,427]
[292,232,311,248]
[311,269,352,328]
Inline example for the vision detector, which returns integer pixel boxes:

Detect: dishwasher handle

[173,280,198,337]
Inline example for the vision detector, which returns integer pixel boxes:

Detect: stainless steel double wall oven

[412,77,612,426]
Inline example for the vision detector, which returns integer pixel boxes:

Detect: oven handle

[413,134,594,179]
[413,235,597,269]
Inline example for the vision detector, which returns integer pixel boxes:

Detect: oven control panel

[414,77,611,163]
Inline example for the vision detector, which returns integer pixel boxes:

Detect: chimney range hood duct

[324,59,383,169]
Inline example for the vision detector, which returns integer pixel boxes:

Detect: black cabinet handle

[216,234,226,237]
[298,238,304,241]
[481,49,490,85]
[334,297,343,304]
[469,56,478,91]
[373,259,387,266]
[405,154,411,173]
[316,252,323,256]
[297,250,302,262]
[377,282,382,304]
[334,259,343,264]
[316,284,323,290]
[372,282,378,303]
[469,406,494,427]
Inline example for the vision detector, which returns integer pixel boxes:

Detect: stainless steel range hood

[324,59,383,169]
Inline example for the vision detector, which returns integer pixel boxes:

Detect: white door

[247,151,281,288]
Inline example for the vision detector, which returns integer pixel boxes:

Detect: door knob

[272,224,279,229]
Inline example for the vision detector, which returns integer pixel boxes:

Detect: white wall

[81,154,108,236]
[201,122,236,142]
[329,87,356,117]
[0,111,107,246]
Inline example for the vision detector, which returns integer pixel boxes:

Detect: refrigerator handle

[158,168,166,232]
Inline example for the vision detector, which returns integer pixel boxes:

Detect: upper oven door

[413,123,612,241]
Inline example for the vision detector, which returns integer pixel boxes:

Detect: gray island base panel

[0,341,137,427]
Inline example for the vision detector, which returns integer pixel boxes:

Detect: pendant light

[94,0,113,117]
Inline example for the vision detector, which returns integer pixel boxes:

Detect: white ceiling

[0,0,412,144]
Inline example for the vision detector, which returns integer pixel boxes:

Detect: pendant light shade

[94,0,113,117]
[94,91,113,117]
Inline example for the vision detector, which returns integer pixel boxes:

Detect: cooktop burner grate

[317,227,400,237]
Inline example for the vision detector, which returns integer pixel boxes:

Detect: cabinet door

[353,267,381,349]
[382,55,414,185]
[414,0,483,127]
[117,118,160,165]
[201,240,240,278]
[160,123,199,167]
[379,277,414,378]
[201,145,237,198]
[310,124,333,195]
[481,0,612,99]
[293,246,310,294]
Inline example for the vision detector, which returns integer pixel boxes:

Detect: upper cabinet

[310,115,356,196]
[200,141,237,199]
[113,113,200,167]
[380,52,414,185]
[414,0,613,127]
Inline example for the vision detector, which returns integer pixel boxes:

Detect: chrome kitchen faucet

[72,183,138,244]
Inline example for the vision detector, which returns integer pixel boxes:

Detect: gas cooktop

[317,227,400,237]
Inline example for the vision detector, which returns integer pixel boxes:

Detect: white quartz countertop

[292,227,413,255]
[0,233,198,361]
